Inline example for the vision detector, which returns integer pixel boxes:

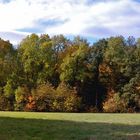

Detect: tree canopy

[0,35,140,112]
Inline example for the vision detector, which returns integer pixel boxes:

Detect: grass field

[0,112,140,140]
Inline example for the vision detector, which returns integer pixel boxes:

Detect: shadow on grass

[0,117,140,140]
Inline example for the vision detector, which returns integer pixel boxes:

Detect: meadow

[0,112,140,140]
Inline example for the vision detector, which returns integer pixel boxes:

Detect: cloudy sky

[0,0,140,44]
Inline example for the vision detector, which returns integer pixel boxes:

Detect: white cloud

[0,0,140,44]
[0,31,28,45]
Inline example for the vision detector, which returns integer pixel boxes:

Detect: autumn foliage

[0,35,140,112]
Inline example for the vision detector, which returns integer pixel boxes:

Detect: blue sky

[0,0,140,44]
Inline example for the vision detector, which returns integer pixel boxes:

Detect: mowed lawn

[0,112,140,140]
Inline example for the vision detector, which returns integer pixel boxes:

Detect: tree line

[0,34,140,112]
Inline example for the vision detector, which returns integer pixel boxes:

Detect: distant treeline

[0,34,140,112]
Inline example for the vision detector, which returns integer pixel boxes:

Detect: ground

[0,112,140,140]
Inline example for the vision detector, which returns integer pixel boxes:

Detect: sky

[0,0,140,45]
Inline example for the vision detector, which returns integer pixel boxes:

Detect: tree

[0,34,140,112]
[60,42,89,85]
[126,36,136,47]
[120,74,140,112]
[104,36,127,90]
[0,38,15,87]
[18,34,55,87]
[86,39,108,110]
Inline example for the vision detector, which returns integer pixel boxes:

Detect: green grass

[0,112,140,140]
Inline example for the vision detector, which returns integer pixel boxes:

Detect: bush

[103,76,140,113]
[103,91,134,113]
[14,82,81,112]
[103,93,118,113]
[0,86,14,111]
[86,106,99,113]
[52,82,81,112]
[0,95,14,111]
[64,93,81,112]
[15,85,30,111]
[32,83,55,112]
[25,95,36,111]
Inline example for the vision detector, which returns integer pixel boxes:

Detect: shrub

[64,94,81,112]
[32,83,55,112]
[25,95,36,111]
[0,95,14,111]
[3,80,15,99]
[103,91,131,113]
[52,82,81,112]
[86,106,99,113]
[15,85,30,111]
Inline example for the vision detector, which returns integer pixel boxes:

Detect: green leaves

[60,44,89,83]
[0,34,140,112]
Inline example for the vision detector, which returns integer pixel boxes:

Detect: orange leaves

[99,63,112,74]
[25,96,36,111]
